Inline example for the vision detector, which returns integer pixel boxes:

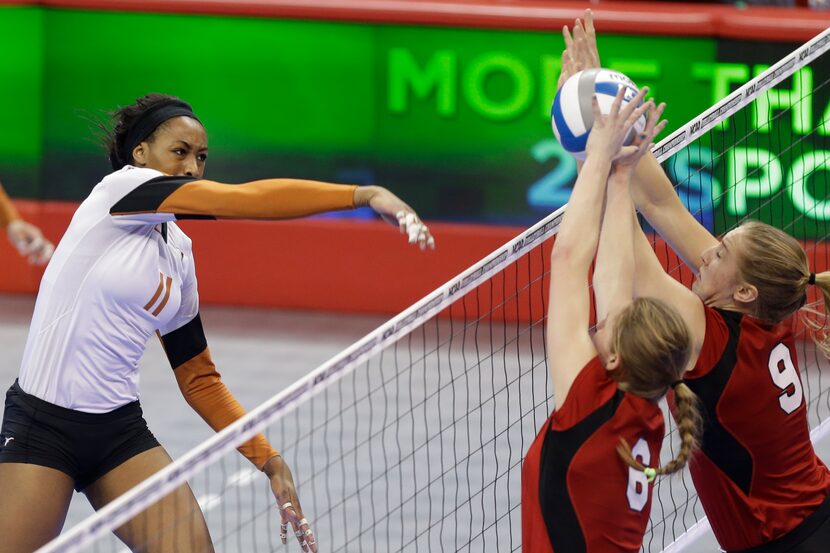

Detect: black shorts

[731,491,830,553]
[0,380,160,491]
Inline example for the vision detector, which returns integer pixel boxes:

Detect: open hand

[585,86,651,162]
[565,10,600,73]
[614,101,668,170]
[557,10,601,92]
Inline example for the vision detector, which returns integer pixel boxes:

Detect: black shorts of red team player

[0,380,160,491]
[732,492,830,553]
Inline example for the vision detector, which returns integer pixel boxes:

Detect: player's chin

[691,279,709,302]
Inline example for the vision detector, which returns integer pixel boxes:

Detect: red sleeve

[551,356,616,430]
[687,304,730,379]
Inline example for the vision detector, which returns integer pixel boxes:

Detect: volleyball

[551,68,647,159]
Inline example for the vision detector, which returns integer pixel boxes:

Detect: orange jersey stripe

[152,276,173,317]
[143,273,165,311]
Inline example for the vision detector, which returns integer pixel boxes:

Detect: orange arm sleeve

[0,183,21,229]
[174,346,278,469]
[159,179,357,219]
[109,177,357,220]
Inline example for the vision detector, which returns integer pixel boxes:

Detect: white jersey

[16,165,356,413]
[18,167,198,412]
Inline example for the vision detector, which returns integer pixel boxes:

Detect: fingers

[590,93,602,123]
[562,24,574,52]
[13,235,40,255]
[573,18,586,44]
[642,100,660,135]
[581,10,600,67]
[611,98,668,165]
[395,210,407,234]
[614,145,640,160]
[594,86,645,127]
[584,9,595,36]
[7,221,52,264]
[608,86,626,119]
[572,20,589,65]
[28,241,54,266]
[619,86,648,123]
[649,102,667,134]
[584,9,597,47]
[561,50,574,74]
[278,501,318,552]
[396,210,435,251]
[297,518,318,553]
[637,101,667,146]
[623,97,651,132]
[559,50,571,78]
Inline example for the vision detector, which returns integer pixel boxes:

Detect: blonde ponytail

[802,270,830,358]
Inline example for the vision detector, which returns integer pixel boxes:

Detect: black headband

[116,99,199,169]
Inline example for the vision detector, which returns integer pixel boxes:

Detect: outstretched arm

[594,101,667,321]
[547,86,650,408]
[629,156,718,272]
[563,9,718,272]
[0,181,54,265]
[109,172,434,251]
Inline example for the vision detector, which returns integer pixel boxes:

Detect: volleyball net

[39,28,830,553]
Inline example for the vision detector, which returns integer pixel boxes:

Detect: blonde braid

[616,382,701,480]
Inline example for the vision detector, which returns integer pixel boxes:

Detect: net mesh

[40,30,830,553]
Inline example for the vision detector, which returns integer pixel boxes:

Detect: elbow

[550,242,572,265]
[635,199,660,222]
[551,241,590,272]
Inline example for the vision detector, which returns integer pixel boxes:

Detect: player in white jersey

[0,180,54,264]
[0,93,434,553]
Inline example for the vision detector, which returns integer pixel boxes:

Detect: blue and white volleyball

[551,68,646,159]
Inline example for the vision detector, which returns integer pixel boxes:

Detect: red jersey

[522,356,664,552]
[685,306,830,550]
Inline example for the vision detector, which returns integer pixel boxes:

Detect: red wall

[0,200,525,313]
[4,201,830,317]
[3,0,828,41]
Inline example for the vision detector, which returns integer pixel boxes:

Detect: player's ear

[131,142,148,167]
[734,282,758,305]
[606,354,621,372]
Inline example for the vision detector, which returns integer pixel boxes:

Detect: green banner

[1,6,826,236]
[664,41,830,239]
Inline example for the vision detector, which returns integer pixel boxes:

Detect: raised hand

[557,10,600,92]
[566,9,600,72]
[556,48,581,91]
[614,101,668,171]
[585,86,651,162]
